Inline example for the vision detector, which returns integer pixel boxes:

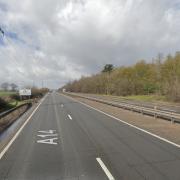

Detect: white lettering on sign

[37,130,58,145]
[19,89,31,96]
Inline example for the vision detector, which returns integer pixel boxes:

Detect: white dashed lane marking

[68,114,72,120]
[96,157,115,180]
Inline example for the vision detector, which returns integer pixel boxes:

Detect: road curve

[0,92,180,180]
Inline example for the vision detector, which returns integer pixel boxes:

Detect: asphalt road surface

[0,92,180,180]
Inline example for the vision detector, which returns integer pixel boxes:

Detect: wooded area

[62,52,180,102]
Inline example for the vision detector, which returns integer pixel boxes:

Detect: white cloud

[0,0,180,88]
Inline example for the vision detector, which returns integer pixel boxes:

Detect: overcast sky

[0,0,180,89]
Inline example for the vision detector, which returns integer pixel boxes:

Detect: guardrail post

[154,106,157,119]
[141,104,143,115]
[171,112,174,123]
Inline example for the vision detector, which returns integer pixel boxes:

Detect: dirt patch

[70,95,180,145]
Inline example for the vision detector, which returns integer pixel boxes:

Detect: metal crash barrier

[0,103,32,133]
[65,92,180,124]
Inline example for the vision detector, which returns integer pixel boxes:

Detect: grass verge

[0,91,16,97]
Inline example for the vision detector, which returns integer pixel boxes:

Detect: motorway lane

[0,93,107,180]
[0,92,179,179]
[56,93,180,180]
[0,94,65,179]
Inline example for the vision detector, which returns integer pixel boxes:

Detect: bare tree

[102,64,114,94]
[10,83,18,91]
[1,82,9,91]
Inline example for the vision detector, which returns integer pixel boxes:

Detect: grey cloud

[0,0,180,88]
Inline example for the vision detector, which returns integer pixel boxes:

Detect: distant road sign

[19,89,31,96]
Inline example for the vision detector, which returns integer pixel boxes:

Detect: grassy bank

[0,91,16,97]
[0,91,19,113]
[122,95,166,102]
[97,94,179,105]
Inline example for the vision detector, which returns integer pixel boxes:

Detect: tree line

[62,52,180,102]
[0,82,18,91]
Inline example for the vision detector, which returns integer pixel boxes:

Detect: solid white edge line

[0,94,48,159]
[62,94,180,149]
[68,114,72,120]
[96,157,115,180]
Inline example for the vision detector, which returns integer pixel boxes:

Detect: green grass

[0,92,33,113]
[8,101,17,106]
[0,91,17,97]
[124,95,166,102]
[9,99,31,107]
[0,91,18,110]
[100,94,167,102]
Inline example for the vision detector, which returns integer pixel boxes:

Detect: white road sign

[19,89,31,96]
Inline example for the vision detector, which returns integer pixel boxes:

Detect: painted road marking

[68,114,72,120]
[37,138,58,145]
[38,130,56,134]
[37,134,58,138]
[62,94,180,148]
[96,157,115,180]
[60,104,64,107]
[0,94,48,160]
[37,130,58,145]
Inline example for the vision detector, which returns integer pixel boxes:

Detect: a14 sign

[36,130,58,145]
